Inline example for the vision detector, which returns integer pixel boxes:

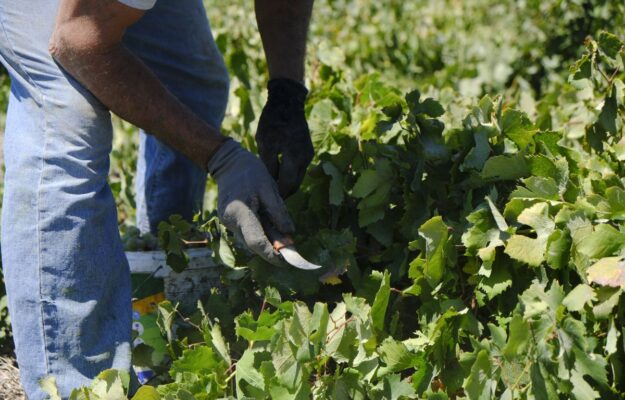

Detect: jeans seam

[145,142,167,230]
[0,10,53,378]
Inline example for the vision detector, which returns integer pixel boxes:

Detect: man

[0,0,314,398]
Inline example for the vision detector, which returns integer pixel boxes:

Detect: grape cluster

[121,226,159,252]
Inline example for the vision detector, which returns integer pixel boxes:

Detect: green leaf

[592,287,622,319]
[418,216,450,286]
[264,286,282,308]
[516,202,553,239]
[371,270,391,332]
[378,338,415,372]
[598,87,618,134]
[344,294,372,322]
[598,31,624,59]
[570,369,599,400]
[570,54,592,81]
[528,155,558,178]
[323,162,345,206]
[606,187,625,215]
[486,196,509,231]
[573,347,609,387]
[463,350,494,400]
[562,284,596,312]
[132,386,161,400]
[91,369,129,399]
[462,208,502,256]
[511,176,559,200]
[218,234,236,269]
[614,137,625,161]
[39,376,62,400]
[332,368,366,400]
[236,310,279,341]
[479,266,512,300]
[272,324,305,389]
[546,229,571,269]
[353,170,385,198]
[462,131,491,171]
[587,257,625,287]
[166,253,189,273]
[530,364,554,400]
[210,324,231,366]
[504,202,554,267]
[411,355,434,394]
[578,224,625,259]
[156,301,176,344]
[373,374,416,400]
[407,90,444,118]
[421,98,445,118]
[309,302,330,350]
[505,235,544,266]
[236,349,266,393]
[171,346,221,377]
[606,318,619,356]
[480,154,530,181]
[503,314,530,358]
[501,109,537,150]
[309,99,336,146]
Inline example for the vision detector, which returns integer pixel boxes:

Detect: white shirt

[117,0,156,10]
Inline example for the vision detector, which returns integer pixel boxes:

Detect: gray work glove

[256,78,314,198]
[207,139,294,265]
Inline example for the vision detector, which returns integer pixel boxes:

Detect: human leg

[0,2,134,398]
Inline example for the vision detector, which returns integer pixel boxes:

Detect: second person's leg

[123,0,230,233]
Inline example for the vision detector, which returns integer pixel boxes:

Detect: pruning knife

[273,237,323,270]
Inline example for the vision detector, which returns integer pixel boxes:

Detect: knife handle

[259,215,295,252]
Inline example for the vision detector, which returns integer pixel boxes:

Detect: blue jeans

[0,1,229,398]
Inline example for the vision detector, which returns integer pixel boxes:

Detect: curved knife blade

[278,246,323,270]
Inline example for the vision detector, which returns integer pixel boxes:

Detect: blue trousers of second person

[0,0,229,398]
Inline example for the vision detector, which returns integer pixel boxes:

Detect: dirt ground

[0,356,25,400]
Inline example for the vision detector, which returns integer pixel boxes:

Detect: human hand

[256,78,314,198]
[207,140,294,265]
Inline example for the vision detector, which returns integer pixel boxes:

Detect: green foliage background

[2,0,625,399]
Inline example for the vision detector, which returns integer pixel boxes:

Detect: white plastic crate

[126,248,222,311]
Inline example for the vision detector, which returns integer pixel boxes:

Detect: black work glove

[256,78,314,198]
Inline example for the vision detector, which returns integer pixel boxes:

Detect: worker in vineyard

[0,0,314,398]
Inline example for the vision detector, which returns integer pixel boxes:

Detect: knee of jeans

[43,82,112,152]
[50,79,109,123]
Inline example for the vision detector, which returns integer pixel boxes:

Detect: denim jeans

[0,0,229,398]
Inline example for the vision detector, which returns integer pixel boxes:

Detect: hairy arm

[49,0,227,169]
[255,0,314,83]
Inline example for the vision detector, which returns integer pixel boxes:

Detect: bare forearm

[49,40,226,169]
[255,0,314,83]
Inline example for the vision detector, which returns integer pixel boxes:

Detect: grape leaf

[480,154,530,182]
[562,284,596,311]
[418,216,450,286]
[463,350,495,400]
[505,202,554,266]
[587,257,625,287]
[598,31,624,59]
[570,369,600,400]
[501,109,537,150]
[170,346,221,376]
[371,271,391,333]
[503,314,530,359]
[132,386,160,400]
